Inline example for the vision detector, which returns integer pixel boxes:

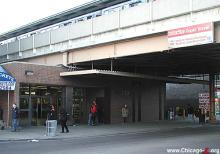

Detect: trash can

[46,120,57,136]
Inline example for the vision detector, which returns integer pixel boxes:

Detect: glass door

[31,97,50,126]
[19,96,30,126]
[41,97,50,123]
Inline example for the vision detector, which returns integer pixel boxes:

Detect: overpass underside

[64,41,220,123]
[67,43,220,79]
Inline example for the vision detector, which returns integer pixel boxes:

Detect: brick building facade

[0,61,166,127]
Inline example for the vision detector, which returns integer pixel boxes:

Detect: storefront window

[19,111,29,126]
[31,86,47,96]
[20,84,30,96]
[20,97,29,109]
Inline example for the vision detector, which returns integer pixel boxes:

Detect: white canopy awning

[60,69,209,85]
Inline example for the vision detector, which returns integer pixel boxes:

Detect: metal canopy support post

[7,90,10,127]
[111,59,113,71]
[91,61,94,70]
[209,73,216,123]
[28,84,32,127]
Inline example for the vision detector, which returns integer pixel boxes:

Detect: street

[0,125,220,154]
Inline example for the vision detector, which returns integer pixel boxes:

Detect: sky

[0,0,93,35]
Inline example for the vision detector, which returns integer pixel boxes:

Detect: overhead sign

[0,66,16,90]
[215,92,220,116]
[199,93,209,104]
[215,99,220,115]
[199,93,210,111]
[168,22,213,48]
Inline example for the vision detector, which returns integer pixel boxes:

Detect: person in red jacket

[91,101,97,126]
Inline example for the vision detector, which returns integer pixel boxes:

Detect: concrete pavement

[0,121,213,141]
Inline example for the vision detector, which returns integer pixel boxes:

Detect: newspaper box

[46,120,57,136]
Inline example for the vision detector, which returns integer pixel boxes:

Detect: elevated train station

[0,0,220,126]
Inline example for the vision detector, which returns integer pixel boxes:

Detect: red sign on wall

[168,22,214,48]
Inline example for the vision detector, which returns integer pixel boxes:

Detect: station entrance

[71,87,111,125]
[19,84,62,126]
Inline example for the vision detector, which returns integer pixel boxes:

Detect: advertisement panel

[215,89,220,118]
[198,93,210,111]
[168,22,213,48]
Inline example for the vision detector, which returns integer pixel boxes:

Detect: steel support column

[209,73,216,123]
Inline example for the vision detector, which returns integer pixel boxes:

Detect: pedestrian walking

[11,103,19,132]
[91,100,97,126]
[59,108,69,133]
[88,104,93,126]
[121,104,129,123]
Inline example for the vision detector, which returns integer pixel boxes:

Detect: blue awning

[0,66,16,90]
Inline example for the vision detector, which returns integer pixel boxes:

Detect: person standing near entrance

[59,108,69,133]
[48,105,56,120]
[88,104,93,126]
[11,103,19,132]
[121,104,129,123]
[187,104,194,122]
[91,100,97,126]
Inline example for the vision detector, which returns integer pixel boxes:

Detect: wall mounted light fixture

[25,70,34,76]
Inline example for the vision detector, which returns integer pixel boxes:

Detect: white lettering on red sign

[168,22,213,48]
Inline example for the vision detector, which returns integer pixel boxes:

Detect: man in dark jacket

[59,108,69,133]
[11,103,19,132]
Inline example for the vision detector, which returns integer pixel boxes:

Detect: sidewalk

[0,121,213,141]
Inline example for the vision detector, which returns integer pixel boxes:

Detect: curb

[0,124,214,142]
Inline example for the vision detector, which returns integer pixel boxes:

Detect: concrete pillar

[131,89,136,123]
[28,84,31,127]
[134,83,141,122]
[62,52,68,66]
[137,88,141,122]
[159,82,166,120]
[209,73,216,123]
[62,87,73,125]
[104,87,111,124]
